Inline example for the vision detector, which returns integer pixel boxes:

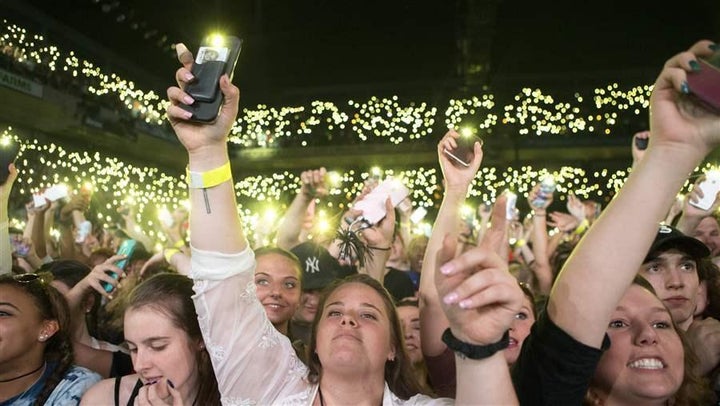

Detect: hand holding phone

[443,132,483,168]
[687,49,720,113]
[101,239,137,293]
[352,178,410,226]
[689,170,720,211]
[179,35,243,122]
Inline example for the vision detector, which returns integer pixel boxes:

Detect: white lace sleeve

[190,245,312,405]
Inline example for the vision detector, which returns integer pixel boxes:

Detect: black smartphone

[179,35,243,123]
[0,138,19,184]
[687,49,720,113]
[443,133,482,167]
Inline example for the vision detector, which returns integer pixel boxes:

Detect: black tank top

[114,376,143,406]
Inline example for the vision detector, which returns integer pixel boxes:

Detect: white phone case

[690,172,720,211]
[353,178,410,225]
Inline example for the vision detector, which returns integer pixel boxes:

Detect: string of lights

[1,20,650,151]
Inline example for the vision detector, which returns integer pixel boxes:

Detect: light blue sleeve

[45,366,102,406]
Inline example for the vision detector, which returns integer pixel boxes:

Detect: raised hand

[438,129,483,193]
[649,41,720,158]
[166,43,239,155]
[299,167,329,198]
[435,235,523,345]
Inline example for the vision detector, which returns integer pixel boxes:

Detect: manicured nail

[459,299,472,309]
[681,81,690,95]
[183,95,195,105]
[184,72,194,81]
[182,110,193,119]
[689,60,701,72]
[710,43,719,51]
[443,292,458,304]
[440,263,455,275]
[167,380,174,388]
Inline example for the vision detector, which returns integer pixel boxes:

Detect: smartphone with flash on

[687,49,720,113]
[443,133,482,168]
[179,35,243,123]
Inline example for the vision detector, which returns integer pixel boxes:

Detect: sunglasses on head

[13,272,53,285]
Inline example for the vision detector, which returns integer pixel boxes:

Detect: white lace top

[190,245,452,406]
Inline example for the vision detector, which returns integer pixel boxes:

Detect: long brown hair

[306,274,423,399]
[0,273,74,406]
[126,273,221,405]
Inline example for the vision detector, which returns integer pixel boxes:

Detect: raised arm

[434,236,522,405]
[166,43,308,403]
[0,164,17,275]
[276,167,327,250]
[419,130,482,357]
[549,40,720,348]
[527,182,554,295]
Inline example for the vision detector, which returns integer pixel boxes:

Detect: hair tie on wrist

[367,245,391,251]
[441,328,510,360]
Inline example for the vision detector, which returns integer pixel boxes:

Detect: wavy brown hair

[306,274,423,399]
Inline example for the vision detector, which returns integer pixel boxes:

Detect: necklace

[0,363,46,383]
[4,362,46,404]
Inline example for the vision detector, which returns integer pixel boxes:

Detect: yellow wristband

[164,248,180,263]
[575,219,589,235]
[173,239,186,249]
[186,162,232,189]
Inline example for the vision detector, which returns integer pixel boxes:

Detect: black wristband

[441,328,510,360]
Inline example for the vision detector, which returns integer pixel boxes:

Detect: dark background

[8,0,720,106]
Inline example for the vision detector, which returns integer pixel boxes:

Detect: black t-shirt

[383,267,416,302]
[511,309,610,405]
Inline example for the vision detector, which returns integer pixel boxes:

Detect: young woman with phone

[163,42,522,405]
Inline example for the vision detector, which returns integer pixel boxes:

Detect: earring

[38,334,48,342]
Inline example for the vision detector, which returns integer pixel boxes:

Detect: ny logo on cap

[306,257,320,274]
[659,224,672,234]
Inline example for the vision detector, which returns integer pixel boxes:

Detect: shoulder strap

[113,376,122,406]
[127,379,143,406]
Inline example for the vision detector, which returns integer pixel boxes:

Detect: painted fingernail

[440,263,455,275]
[681,81,690,95]
[183,110,193,119]
[183,95,195,105]
[443,292,458,304]
[167,380,175,388]
[184,72,194,81]
[459,299,472,309]
[689,60,701,72]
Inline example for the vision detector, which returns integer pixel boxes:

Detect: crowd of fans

[1,40,720,405]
